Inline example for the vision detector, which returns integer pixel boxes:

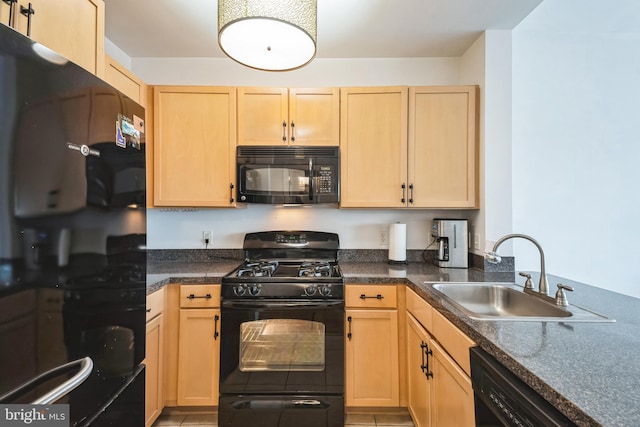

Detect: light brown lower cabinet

[405,288,475,427]
[345,285,400,407]
[176,285,221,406]
[145,289,165,427]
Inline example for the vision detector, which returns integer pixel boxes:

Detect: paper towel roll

[388,223,407,264]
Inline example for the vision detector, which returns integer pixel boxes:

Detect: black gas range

[219,231,345,427]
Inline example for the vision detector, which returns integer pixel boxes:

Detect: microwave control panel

[317,166,335,193]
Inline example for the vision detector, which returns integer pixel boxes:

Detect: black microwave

[237,146,340,204]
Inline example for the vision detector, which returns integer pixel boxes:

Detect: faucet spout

[487,233,549,296]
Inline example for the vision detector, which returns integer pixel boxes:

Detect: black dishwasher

[470,347,577,427]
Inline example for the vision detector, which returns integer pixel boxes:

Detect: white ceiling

[104,0,543,59]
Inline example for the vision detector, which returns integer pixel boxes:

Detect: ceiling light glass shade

[218,0,317,71]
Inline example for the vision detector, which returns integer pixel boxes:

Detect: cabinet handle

[290,121,296,142]
[187,293,211,299]
[420,341,428,373]
[229,183,235,203]
[146,308,152,313]
[213,314,220,340]
[282,121,287,142]
[308,158,314,201]
[347,316,352,341]
[359,294,383,300]
[2,0,17,26]
[424,342,433,379]
[20,2,34,37]
[401,183,406,203]
[409,183,414,204]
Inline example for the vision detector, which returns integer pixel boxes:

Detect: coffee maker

[431,219,468,268]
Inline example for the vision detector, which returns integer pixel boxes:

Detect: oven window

[244,167,309,193]
[239,319,325,372]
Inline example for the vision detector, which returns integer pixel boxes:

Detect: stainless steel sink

[427,282,614,322]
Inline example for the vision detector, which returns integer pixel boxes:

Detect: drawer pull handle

[146,308,152,313]
[360,294,383,300]
[187,293,212,300]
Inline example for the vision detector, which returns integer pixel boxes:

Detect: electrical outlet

[202,230,212,246]
[474,233,480,250]
[379,229,388,245]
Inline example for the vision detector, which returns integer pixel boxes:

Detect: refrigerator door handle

[0,357,93,404]
[33,357,93,404]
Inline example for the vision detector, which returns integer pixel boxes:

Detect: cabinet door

[177,309,221,406]
[105,55,147,106]
[14,0,105,76]
[406,313,431,427]
[154,87,236,207]
[145,313,164,427]
[1,3,13,26]
[237,87,288,145]
[408,86,478,208]
[345,309,399,407]
[340,87,408,207]
[430,339,475,427]
[289,88,339,146]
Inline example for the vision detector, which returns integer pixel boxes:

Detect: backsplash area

[147,205,479,251]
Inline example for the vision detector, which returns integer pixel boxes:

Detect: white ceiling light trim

[218,0,317,71]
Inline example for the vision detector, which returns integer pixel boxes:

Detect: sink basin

[427,282,614,322]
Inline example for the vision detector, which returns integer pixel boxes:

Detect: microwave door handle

[308,159,314,200]
[0,357,93,404]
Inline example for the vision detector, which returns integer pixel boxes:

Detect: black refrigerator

[0,23,146,426]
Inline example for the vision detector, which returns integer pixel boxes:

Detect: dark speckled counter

[146,260,639,427]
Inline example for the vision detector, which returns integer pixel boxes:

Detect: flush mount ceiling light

[218,0,317,71]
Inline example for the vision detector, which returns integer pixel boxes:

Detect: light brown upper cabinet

[340,87,409,208]
[105,55,148,107]
[409,86,479,208]
[340,86,479,209]
[153,86,237,207]
[0,3,12,25]
[237,87,340,146]
[6,0,105,77]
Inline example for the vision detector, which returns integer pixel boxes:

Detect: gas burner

[298,261,332,277]
[236,260,279,277]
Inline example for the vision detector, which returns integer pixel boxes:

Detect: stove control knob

[233,284,247,296]
[249,284,262,296]
[319,285,332,297]
[304,285,318,296]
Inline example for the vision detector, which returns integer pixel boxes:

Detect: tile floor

[152,410,415,427]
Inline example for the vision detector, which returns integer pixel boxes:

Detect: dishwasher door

[469,347,576,427]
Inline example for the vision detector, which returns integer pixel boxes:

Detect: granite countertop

[146,260,639,427]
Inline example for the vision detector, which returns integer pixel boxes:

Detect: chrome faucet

[485,233,550,296]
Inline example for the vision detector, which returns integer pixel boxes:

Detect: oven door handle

[222,300,343,309]
[0,357,93,404]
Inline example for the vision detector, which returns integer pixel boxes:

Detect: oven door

[219,299,344,395]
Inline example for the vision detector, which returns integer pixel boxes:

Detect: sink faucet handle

[555,283,574,307]
[518,272,534,290]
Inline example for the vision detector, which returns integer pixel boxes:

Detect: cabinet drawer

[432,309,475,376]
[146,288,165,322]
[406,287,432,331]
[179,285,221,308]
[345,285,397,308]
